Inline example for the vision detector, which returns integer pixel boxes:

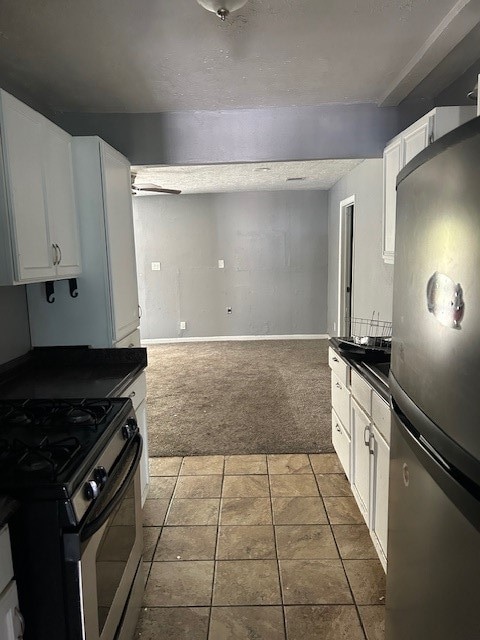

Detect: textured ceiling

[0,0,462,113]
[131,159,364,194]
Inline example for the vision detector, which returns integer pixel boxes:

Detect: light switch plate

[180,321,187,330]
[151,262,161,271]
[218,259,225,269]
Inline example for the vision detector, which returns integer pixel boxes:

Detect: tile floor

[136,453,385,640]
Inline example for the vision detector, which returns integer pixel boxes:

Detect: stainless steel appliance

[386,116,480,639]
[0,398,143,640]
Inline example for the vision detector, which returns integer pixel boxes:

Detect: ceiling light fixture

[196,0,248,20]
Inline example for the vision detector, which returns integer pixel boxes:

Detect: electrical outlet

[151,262,161,271]
[218,259,225,269]
[180,321,187,330]
[226,307,232,314]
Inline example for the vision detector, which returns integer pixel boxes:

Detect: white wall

[0,286,31,364]
[327,160,394,335]
[133,190,329,339]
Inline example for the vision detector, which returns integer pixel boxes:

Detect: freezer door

[386,409,480,640]
[392,118,480,461]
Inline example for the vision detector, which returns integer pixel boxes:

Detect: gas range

[0,397,144,639]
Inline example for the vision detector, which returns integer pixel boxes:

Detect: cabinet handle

[335,423,341,433]
[56,244,62,264]
[128,343,135,348]
[369,434,375,455]
[52,243,58,266]
[332,356,339,362]
[364,425,370,446]
[138,304,143,318]
[335,382,342,389]
[14,606,25,637]
[129,391,136,398]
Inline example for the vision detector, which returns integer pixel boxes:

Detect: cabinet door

[382,138,402,264]
[43,121,81,277]
[136,399,149,506]
[0,581,24,640]
[351,399,371,520]
[403,115,431,165]
[0,91,55,282]
[101,144,139,342]
[371,425,389,565]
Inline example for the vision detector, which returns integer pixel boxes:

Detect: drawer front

[115,329,141,348]
[328,347,349,386]
[0,526,13,595]
[331,372,350,434]
[332,409,351,480]
[120,371,146,411]
[351,368,372,416]
[372,391,391,445]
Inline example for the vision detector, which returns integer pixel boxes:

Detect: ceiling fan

[131,172,181,196]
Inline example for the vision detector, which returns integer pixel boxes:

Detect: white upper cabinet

[0,90,81,284]
[382,106,476,264]
[27,137,140,348]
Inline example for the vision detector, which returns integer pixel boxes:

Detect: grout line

[267,464,288,639]
[207,460,225,637]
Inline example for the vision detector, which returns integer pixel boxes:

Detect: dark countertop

[0,496,19,529]
[329,338,391,403]
[0,346,148,400]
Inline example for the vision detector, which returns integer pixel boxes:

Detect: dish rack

[343,314,392,350]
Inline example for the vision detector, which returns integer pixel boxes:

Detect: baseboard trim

[142,334,330,345]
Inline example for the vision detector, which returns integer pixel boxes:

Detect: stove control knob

[94,466,108,488]
[84,480,100,501]
[122,418,138,440]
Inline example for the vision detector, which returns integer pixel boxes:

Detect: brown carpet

[146,340,332,457]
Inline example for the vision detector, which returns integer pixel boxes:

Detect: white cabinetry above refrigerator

[27,137,140,348]
[0,90,81,284]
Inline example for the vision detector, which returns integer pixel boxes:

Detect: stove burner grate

[12,436,82,480]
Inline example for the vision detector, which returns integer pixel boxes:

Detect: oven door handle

[80,434,142,542]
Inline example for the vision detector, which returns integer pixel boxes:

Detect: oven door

[64,434,143,640]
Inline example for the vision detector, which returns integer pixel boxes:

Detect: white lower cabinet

[329,349,391,571]
[119,372,149,506]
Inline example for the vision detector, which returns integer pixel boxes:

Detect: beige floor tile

[316,474,353,497]
[324,497,364,524]
[143,499,170,526]
[220,497,273,525]
[209,606,285,640]
[309,454,344,474]
[343,560,386,605]
[180,456,224,475]
[272,497,328,525]
[213,560,281,605]
[222,475,269,497]
[175,475,223,498]
[166,498,220,526]
[216,525,276,560]
[155,526,217,561]
[135,607,209,640]
[143,561,214,606]
[143,527,161,561]
[284,605,365,640]
[332,525,378,559]
[275,525,339,560]
[147,476,177,500]
[224,455,267,475]
[149,457,183,477]
[267,454,312,475]
[270,475,319,497]
[279,559,353,605]
[358,605,386,640]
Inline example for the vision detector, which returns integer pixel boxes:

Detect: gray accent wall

[0,286,31,364]
[133,190,329,339]
[327,160,394,335]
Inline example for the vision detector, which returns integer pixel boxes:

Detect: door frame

[337,195,355,336]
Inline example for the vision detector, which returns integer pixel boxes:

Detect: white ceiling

[131,159,364,194]
[0,0,477,113]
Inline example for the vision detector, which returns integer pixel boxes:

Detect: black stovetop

[0,398,131,492]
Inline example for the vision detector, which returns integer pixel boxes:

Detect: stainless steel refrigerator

[386,116,480,639]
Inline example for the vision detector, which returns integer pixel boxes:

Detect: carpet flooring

[146,340,332,457]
